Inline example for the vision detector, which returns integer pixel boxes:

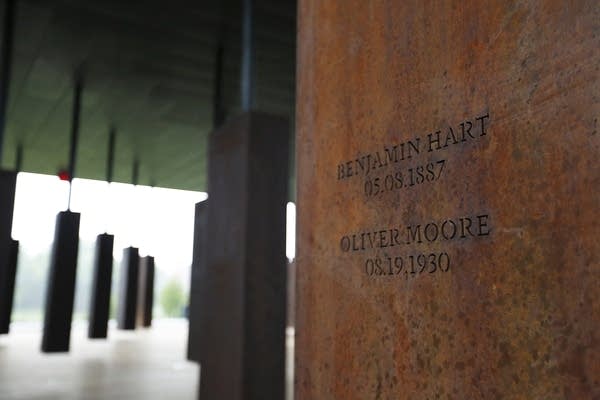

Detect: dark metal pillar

[41,211,80,352]
[137,256,154,328]
[117,247,139,330]
[41,75,83,352]
[88,127,116,339]
[187,200,208,361]
[0,170,17,334]
[106,127,115,182]
[0,238,18,333]
[0,142,21,334]
[0,0,18,335]
[88,233,113,338]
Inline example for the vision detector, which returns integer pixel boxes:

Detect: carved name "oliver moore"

[340,214,491,253]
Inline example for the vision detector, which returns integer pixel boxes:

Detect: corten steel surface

[88,233,114,339]
[187,200,208,363]
[0,170,16,334]
[117,247,140,330]
[137,256,155,328]
[0,239,18,334]
[42,211,80,352]
[195,111,289,400]
[296,1,599,399]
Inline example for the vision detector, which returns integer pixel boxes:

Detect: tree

[160,279,186,317]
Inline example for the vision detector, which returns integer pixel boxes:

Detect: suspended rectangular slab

[137,255,154,328]
[0,170,17,334]
[117,247,139,330]
[296,1,599,399]
[187,201,207,362]
[88,233,114,339]
[42,211,80,352]
[195,111,289,399]
[0,239,18,334]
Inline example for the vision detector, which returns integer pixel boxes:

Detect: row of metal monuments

[0,170,155,352]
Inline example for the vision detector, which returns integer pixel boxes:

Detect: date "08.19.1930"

[364,252,450,278]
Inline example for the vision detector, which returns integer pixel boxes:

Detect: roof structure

[1,0,296,191]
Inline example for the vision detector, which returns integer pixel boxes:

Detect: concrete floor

[0,319,198,400]
[0,319,295,400]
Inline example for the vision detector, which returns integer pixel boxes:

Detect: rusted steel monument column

[296,1,599,399]
[88,128,116,339]
[0,171,17,334]
[0,0,18,335]
[88,233,114,338]
[41,211,80,352]
[41,74,83,353]
[137,255,154,328]
[117,246,139,330]
[195,112,289,399]
[187,200,207,362]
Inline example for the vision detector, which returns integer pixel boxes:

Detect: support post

[240,0,254,111]
[106,127,115,182]
[213,43,225,128]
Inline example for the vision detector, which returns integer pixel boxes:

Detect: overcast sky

[11,173,296,286]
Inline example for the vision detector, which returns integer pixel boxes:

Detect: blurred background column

[0,0,18,335]
[41,75,83,352]
[195,112,289,400]
[137,255,154,328]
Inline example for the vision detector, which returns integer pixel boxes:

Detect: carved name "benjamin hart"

[337,113,490,180]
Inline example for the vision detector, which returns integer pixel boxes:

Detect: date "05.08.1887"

[364,160,446,198]
[365,252,450,278]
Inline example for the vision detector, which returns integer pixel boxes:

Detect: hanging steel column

[0,0,18,336]
[88,128,116,338]
[0,170,17,335]
[117,247,139,330]
[137,255,154,328]
[41,75,83,352]
[0,144,22,334]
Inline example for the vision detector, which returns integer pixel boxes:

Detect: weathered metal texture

[296,1,599,399]
[0,239,18,334]
[42,211,80,352]
[88,233,114,339]
[195,111,289,400]
[117,247,139,330]
[0,170,16,334]
[137,255,154,328]
[187,200,208,362]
